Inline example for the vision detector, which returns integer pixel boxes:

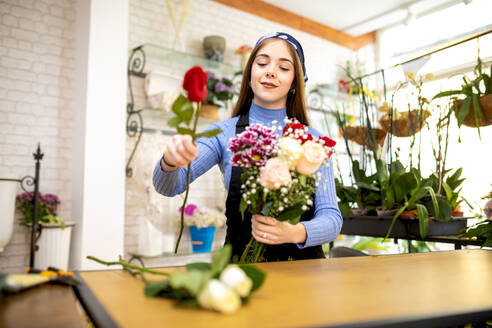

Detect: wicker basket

[454,94,492,127]
[339,126,387,150]
[379,110,431,137]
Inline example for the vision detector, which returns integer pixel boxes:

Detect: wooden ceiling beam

[210,0,375,50]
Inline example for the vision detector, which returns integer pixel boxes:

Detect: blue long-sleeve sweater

[153,102,342,248]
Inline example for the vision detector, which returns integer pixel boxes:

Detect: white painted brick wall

[0,0,75,273]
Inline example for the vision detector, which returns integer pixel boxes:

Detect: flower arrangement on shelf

[178,204,226,228]
[16,191,64,227]
[205,71,234,108]
[228,120,336,263]
[88,245,266,314]
[234,44,252,70]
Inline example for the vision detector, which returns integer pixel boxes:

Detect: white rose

[197,279,241,314]
[278,137,303,169]
[219,265,253,297]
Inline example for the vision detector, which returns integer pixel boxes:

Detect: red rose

[183,66,208,102]
[319,136,336,147]
[282,123,305,136]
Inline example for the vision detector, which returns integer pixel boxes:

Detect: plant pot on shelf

[203,35,225,62]
[189,226,215,253]
[454,94,492,127]
[34,221,75,270]
[0,178,17,253]
[200,103,220,120]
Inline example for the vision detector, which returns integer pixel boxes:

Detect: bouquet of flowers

[228,119,336,263]
[178,204,227,228]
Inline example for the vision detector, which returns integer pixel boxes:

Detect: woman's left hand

[251,214,307,245]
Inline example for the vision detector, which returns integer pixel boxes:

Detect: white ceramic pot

[35,222,75,270]
[0,179,18,253]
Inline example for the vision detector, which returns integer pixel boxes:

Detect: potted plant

[234,45,252,71]
[201,71,234,120]
[179,204,226,253]
[461,187,492,247]
[433,57,492,131]
[16,191,75,270]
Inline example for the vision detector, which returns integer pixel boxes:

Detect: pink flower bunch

[228,124,278,168]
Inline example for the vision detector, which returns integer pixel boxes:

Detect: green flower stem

[86,256,170,277]
[175,102,202,254]
[239,237,255,263]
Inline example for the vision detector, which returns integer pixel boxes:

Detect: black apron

[224,111,325,262]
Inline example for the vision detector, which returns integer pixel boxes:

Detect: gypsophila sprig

[228,118,336,263]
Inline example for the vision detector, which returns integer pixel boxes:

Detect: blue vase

[189,226,216,253]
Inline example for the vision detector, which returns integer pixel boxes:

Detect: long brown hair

[231,38,310,125]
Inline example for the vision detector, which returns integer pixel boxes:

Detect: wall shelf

[126,44,240,177]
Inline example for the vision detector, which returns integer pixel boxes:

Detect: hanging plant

[379,109,431,137]
[433,57,492,134]
[338,126,387,151]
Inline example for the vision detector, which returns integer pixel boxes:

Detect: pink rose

[259,158,291,189]
[296,141,326,175]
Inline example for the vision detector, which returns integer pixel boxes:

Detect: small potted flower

[16,191,75,269]
[200,71,234,120]
[179,204,226,253]
[234,44,252,71]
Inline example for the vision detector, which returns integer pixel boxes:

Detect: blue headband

[254,32,308,83]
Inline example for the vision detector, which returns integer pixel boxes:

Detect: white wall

[0,0,76,272]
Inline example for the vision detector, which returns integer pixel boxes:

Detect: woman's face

[250,39,295,109]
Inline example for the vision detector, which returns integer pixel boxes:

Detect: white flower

[219,265,253,297]
[278,137,303,169]
[302,205,308,211]
[278,206,284,212]
[197,279,241,314]
[184,207,227,228]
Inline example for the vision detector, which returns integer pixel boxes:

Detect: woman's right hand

[161,134,198,171]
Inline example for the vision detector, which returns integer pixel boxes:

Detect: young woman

[153,32,342,261]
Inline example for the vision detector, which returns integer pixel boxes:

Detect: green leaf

[435,199,452,222]
[423,186,439,219]
[186,262,211,271]
[277,203,304,222]
[181,107,194,125]
[261,202,273,216]
[338,202,352,217]
[432,90,464,100]
[169,270,207,297]
[456,97,470,126]
[172,94,193,119]
[144,280,171,297]
[238,265,266,292]
[472,93,482,138]
[240,199,247,221]
[167,116,182,128]
[177,127,194,135]
[416,204,429,238]
[195,128,222,139]
[355,181,380,191]
[384,204,408,240]
[210,245,232,277]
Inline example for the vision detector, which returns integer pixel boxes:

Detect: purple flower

[179,204,198,216]
[228,124,278,168]
[206,71,216,79]
[214,81,228,93]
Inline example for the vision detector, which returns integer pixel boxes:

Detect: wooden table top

[79,249,492,328]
